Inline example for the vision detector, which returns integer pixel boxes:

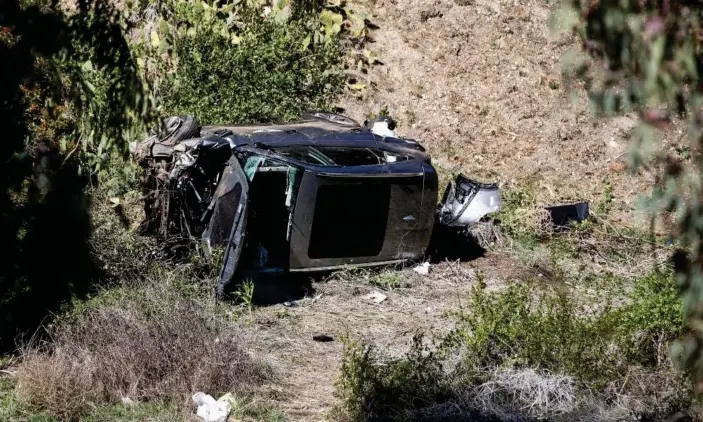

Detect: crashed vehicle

[132,112,501,294]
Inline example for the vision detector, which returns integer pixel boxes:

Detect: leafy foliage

[126,0,370,123]
[0,0,150,351]
[334,336,448,422]
[446,271,684,386]
[335,271,688,421]
[559,0,703,390]
[162,14,343,123]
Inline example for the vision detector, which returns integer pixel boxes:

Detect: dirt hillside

[339,0,664,227]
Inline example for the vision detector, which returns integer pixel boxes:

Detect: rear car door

[288,167,436,271]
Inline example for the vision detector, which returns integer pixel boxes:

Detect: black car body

[133,113,499,293]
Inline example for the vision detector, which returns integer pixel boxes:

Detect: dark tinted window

[308,183,390,258]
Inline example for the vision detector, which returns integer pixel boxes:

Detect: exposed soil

[339,0,672,227]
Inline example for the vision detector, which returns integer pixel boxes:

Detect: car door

[201,155,249,296]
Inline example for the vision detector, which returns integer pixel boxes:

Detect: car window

[273,146,408,166]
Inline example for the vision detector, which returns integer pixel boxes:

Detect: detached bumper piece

[438,174,501,227]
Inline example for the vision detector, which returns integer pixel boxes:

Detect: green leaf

[349,82,366,90]
[273,7,291,24]
[150,30,160,48]
[158,40,170,55]
[320,10,343,38]
[157,18,170,36]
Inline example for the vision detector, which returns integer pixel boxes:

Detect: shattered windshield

[272,146,407,166]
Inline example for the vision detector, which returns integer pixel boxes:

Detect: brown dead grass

[15,275,267,419]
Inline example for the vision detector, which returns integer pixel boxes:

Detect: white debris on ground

[193,392,236,422]
[413,262,430,275]
[364,291,388,304]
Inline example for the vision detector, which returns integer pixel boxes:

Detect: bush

[131,0,345,124]
[447,271,685,387]
[15,273,267,419]
[163,18,343,124]
[334,271,691,421]
[333,336,450,422]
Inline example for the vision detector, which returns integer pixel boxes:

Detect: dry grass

[14,274,267,419]
[470,367,578,418]
[412,366,691,422]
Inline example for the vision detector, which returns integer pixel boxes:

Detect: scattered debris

[313,334,334,342]
[413,262,430,275]
[367,115,399,138]
[192,392,235,422]
[546,202,589,227]
[364,291,388,303]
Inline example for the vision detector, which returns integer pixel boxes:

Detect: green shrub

[445,271,684,386]
[333,336,449,422]
[128,0,346,125]
[335,271,690,421]
[444,279,620,385]
[164,17,342,124]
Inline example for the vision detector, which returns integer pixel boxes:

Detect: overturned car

[132,112,500,294]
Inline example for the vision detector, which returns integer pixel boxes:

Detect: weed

[369,271,405,290]
[334,269,690,421]
[496,184,549,247]
[595,176,614,215]
[333,335,447,421]
[234,279,256,314]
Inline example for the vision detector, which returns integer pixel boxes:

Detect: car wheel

[159,115,200,145]
[302,111,360,128]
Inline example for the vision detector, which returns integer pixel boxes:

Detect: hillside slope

[339,0,660,227]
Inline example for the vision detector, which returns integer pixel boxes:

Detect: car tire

[302,111,360,128]
[159,115,200,145]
